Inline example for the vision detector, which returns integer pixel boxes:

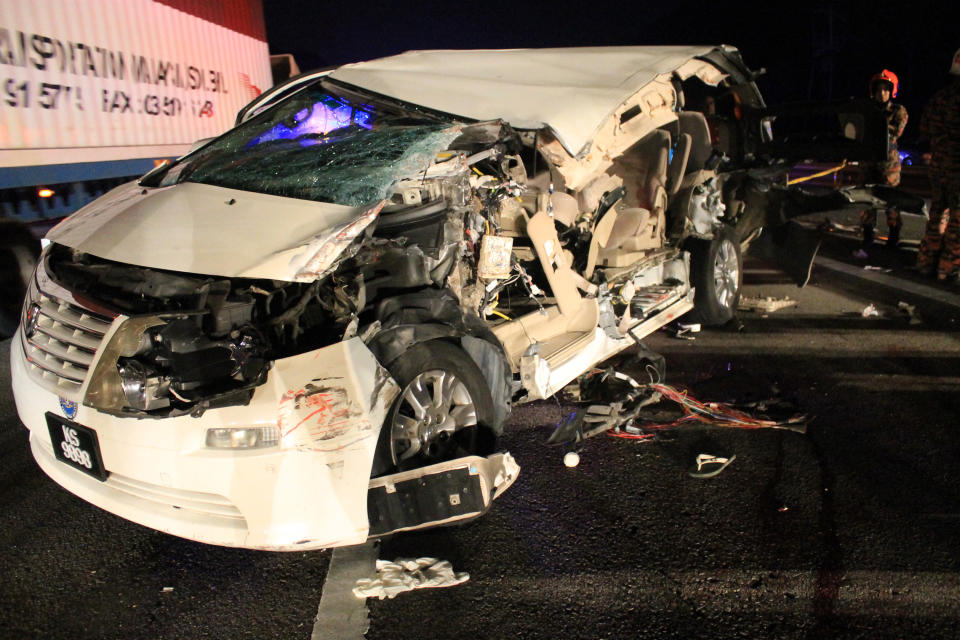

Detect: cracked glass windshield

[156,80,457,207]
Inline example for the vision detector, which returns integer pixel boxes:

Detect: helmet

[950,48,960,75]
[869,69,899,98]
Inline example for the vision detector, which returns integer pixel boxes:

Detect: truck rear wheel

[0,222,40,337]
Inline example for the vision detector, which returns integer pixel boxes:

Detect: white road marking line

[311,541,378,640]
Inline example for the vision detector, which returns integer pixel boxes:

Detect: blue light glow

[249,95,373,147]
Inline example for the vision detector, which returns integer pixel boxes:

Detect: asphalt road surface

[2,238,959,640]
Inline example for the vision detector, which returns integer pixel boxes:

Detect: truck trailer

[0,0,273,331]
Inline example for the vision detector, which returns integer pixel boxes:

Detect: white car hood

[331,46,716,156]
[46,181,369,282]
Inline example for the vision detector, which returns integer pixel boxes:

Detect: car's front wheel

[372,340,495,475]
[687,224,742,326]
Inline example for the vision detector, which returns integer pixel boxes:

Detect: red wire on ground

[606,383,807,440]
[607,431,657,440]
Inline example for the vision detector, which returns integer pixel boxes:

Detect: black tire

[687,224,742,326]
[371,340,495,477]
[0,222,40,338]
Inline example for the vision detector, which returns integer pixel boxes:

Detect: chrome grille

[22,280,115,400]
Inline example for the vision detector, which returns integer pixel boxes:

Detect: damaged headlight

[117,360,170,411]
[87,314,269,417]
[205,426,279,450]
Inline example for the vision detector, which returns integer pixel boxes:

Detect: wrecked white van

[12,46,917,550]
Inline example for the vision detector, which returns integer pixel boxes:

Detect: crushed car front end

[14,245,403,550]
[11,76,520,550]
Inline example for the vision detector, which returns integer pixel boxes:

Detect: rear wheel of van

[371,340,495,476]
[687,224,742,326]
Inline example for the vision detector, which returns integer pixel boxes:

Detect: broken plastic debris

[491,453,521,498]
[688,453,736,479]
[738,296,798,313]
[897,301,921,325]
[560,381,582,402]
[669,321,699,340]
[861,303,880,318]
[353,558,469,600]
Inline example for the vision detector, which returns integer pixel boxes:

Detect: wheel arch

[367,289,513,435]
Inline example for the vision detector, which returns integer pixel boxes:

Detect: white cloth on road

[353,558,469,600]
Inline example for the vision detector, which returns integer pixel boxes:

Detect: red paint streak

[308,418,352,436]
[282,407,327,438]
[301,393,333,409]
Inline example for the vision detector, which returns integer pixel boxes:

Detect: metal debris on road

[738,296,799,313]
[898,301,922,325]
[353,558,469,600]
[666,321,701,339]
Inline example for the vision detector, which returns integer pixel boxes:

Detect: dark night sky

[262,0,957,145]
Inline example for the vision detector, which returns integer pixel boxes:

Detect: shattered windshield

[160,80,460,207]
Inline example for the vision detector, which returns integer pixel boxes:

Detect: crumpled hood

[45,181,371,282]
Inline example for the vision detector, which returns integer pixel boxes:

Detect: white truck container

[0,0,273,330]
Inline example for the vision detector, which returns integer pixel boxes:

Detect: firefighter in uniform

[855,69,908,258]
[917,48,960,282]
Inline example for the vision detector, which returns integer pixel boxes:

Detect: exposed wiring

[607,431,657,441]
[573,374,808,441]
[550,367,809,452]
[486,298,512,321]
[646,383,807,430]
[787,160,847,186]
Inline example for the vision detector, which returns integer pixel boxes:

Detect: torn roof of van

[329,46,718,157]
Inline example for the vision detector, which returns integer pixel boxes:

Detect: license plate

[46,413,108,482]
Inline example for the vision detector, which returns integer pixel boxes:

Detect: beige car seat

[676,111,716,189]
[586,130,670,276]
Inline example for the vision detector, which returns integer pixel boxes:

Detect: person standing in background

[916,49,960,283]
[854,69,908,259]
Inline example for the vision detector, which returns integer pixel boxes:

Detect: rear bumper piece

[367,453,519,537]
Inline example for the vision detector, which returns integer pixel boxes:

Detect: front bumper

[13,334,401,550]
